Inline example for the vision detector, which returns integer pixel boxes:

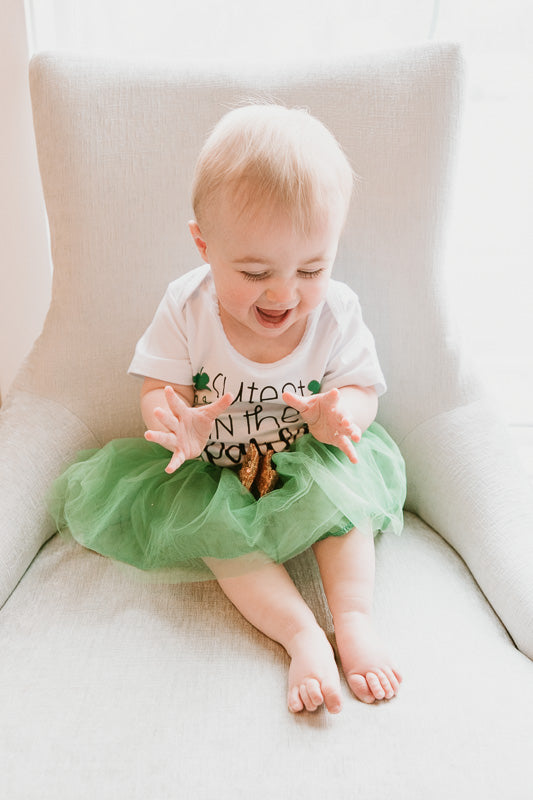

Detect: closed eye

[298,268,325,279]
[241,271,268,281]
[241,267,325,281]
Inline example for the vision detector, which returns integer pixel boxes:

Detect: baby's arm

[141,378,233,473]
[282,386,378,464]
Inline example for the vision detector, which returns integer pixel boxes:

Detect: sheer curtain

[24,1,533,445]
[25,1,441,61]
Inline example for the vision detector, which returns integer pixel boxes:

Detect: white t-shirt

[129,265,386,467]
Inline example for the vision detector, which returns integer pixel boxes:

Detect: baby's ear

[188,220,209,261]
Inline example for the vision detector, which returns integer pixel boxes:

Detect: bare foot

[334,611,402,704]
[286,627,343,714]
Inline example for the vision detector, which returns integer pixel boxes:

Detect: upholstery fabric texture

[0,43,531,799]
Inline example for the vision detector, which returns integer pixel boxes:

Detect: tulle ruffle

[48,424,406,583]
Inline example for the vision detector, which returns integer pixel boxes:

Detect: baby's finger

[204,392,234,420]
[336,434,358,464]
[321,387,340,408]
[165,450,185,474]
[144,429,176,450]
[342,420,361,443]
[282,391,310,412]
[351,425,362,442]
[164,385,188,417]
[153,405,180,433]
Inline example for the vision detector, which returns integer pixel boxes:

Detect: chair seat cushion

[1,513,531,799]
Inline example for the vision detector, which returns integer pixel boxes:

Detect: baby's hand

[145,386,234,473]
[282,388,361,464]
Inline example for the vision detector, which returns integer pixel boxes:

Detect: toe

[347,673,376,704]
[376,670,394,699]
[322,683,343,714]
[366,672,386,700]
[302,679,323,711]
[288,686,304,713]
[299,683,315,712]
[383,666,401,697]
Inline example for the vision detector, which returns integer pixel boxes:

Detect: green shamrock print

[193,368,211,391]
[307,380,321,395]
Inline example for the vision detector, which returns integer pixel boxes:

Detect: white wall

[0,0,51,402]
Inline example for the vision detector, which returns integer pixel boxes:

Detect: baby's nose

[264,281,298,306]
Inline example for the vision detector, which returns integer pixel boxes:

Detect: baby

[49,104,406,713]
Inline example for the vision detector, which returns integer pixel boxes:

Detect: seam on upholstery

[397,396,485,449]
[5,388,103,447]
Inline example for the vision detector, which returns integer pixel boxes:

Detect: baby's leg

[313,529,402,704]
[204,557,342,714]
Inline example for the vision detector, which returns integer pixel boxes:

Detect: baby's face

[189,196,343,354]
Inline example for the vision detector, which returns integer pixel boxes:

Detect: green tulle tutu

[47,424,406,582]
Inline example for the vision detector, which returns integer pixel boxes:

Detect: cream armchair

[1,43,532,799]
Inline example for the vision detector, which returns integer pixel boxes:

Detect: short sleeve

[128,281,193,385]
[320,286,387,397]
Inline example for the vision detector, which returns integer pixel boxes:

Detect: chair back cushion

[24,44,469,443]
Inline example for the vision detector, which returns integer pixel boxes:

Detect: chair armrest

[0,391,98,608]
[401,398,533,660]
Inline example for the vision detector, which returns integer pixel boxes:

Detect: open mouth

[254,306,292,328]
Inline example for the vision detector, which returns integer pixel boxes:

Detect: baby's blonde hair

[191,103,354,234]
